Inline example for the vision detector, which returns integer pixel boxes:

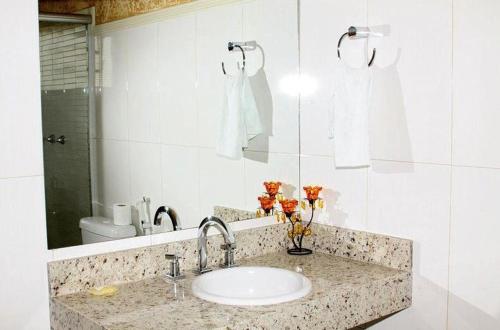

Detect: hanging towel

[329,64,373,168]
[216,69,263,160]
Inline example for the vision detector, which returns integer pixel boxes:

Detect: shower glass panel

[39,22,91,249]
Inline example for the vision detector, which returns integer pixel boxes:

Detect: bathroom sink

[191,266,312,306]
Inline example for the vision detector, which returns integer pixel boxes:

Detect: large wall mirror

[39,0,300,249]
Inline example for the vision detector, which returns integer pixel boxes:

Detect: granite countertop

[51,251,411,330]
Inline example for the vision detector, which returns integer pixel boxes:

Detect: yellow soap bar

[88,285,118,297]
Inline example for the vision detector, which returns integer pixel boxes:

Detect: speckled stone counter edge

[213,205,257,223]
[225,272,413,330]
[311,224,412,272]
[47,223,412,297]
[50,299,104,330]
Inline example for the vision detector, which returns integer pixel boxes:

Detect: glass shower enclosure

[39,13,93,249]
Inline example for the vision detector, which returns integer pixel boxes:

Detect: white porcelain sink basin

[191,266,312,306]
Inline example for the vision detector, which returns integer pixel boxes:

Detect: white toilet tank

[80,217,136,244]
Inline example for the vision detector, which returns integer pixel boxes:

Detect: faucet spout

[153,206,180,231]
[197,216,235,273]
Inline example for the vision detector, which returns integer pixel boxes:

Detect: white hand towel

[216,70,263,160]
[329,64,373,168]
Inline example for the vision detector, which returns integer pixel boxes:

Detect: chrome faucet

[197,216,236,273]
[154,206,180,231]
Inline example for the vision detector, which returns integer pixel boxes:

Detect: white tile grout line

[297,0,302,201]
[365,0,370,234]
[365,166,369,230]
[241,5,248,210]
[0,174,44,181]
[446,1,455,328]
[92,137,301,157]
[194,13,202,222]
[298,155,500,172]
[157,21,166,211]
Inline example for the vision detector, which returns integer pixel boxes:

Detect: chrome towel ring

[222,42,246,74]
[337,26,376,67]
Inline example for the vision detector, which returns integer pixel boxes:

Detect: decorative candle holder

[275,198,306,255]
[276,186,323,256]
[256,181,283,217]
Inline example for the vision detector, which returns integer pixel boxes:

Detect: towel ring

[337,26,376,67]
[222,43,246,75]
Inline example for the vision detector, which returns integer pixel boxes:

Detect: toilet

[80,217,136,244]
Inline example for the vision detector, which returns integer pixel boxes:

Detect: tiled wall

[300,0,500,329]
[0,1,50,328]
[93,0,300,229]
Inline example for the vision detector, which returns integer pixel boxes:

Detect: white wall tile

[0,99,44,178]
[198,148,245,217]
[367,161,450,330]
[244,151,299,210]
[367,0,452,164]
[196,4,243,148]
[161,145,200,229]
[300,102,334,157]
[129,142,162,213]
[0,177,49,328]
[452,0,500,168]
[96,87,128,140]
[300,0,368,104]
[127,24,160,143]
[448,166,500,330]
[158,15,198,146]
[97,31,128,140]
[0,4,45,178]
[369,64,414,163]
[99,31,128,90]
[0,2,49,326]
[243,0,299,154]
[301,155,367,231]
[299,0,367,157]
[95,139,131,218]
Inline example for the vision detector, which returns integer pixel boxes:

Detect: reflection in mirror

[40,0,300,249]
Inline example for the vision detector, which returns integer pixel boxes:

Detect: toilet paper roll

[113,203,132,226]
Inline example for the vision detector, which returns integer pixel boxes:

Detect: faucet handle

[220,244,237,269]
[165,254,184,280]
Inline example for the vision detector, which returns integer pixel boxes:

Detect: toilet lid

[79,217,136,239]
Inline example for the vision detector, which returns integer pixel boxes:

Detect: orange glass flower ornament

[279,198,298,217]
[258,195,275,213]
[303,186,323,203]
[263,181,282,198]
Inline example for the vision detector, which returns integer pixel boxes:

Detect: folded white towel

[216,69,263,160]
[329,64,373,168]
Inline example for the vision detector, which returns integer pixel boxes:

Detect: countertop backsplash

[47,222,412,297]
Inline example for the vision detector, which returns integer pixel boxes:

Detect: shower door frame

[39,11,96,249]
